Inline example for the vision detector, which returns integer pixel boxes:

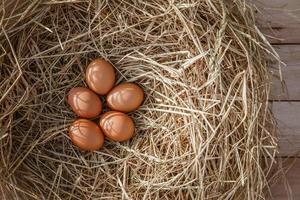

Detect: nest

[0,0,279,199]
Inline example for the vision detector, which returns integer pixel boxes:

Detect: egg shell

[69,119,105,151]
[99,111,135,142]
[67,87,102,118]
[86,58,116,95]
[106,83,144,113]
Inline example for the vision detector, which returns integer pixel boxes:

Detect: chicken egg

[86,58,116,95]
[67,87,102,118]
[99,111,135,142]
[106,83,144,112]
[69,119,104,151]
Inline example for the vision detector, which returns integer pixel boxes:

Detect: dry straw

[0,0,279,199]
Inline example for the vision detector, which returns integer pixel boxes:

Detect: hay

[0,0,279,199]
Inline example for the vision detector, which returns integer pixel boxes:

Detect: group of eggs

[67,58,144,151]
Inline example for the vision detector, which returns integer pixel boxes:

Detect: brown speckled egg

[86,58,116,95]
[106,83,144,113]
[67,87,102,118]
[99,111,135,142]
[69,119,104,151]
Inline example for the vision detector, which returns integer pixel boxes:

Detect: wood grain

[270,45,300,101]
[253,0,300,44]
[249,1,300,198]
[273,102,300,157]
[269,158,300,200]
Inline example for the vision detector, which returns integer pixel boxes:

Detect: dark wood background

[253,0,300,199]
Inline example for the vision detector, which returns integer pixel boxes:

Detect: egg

[69,119,105,151]
[67,87,102,118]
[99,111,135,142]
[106,83,144,112]
[86,58,116,95]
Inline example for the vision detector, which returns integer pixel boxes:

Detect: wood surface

[254,0,300,44]
[252,0,300,199]
[272,102,300,157]
[270,45,300,101]
[269,159,300,200]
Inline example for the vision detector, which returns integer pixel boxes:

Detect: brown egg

[106,83,144,112]
[86,58,116,95]
[67,87,102,118]
[69,119,104,151]
[99,111,135,142]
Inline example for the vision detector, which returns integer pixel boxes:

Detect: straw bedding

[0,0,279,199]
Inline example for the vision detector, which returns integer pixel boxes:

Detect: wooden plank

[252,0,300,44]
[269,158,300,200]
[270,45,300,101]
[273,102,300,157]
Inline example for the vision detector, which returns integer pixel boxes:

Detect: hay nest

[0,0,279,199]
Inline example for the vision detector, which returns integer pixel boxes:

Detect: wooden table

[253,0,300,199]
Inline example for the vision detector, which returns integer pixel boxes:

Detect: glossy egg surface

[99,111,135,142]
[86,58,116,95]
[67,87,102,118]
[107,83,144,112]
[69,119,104,151]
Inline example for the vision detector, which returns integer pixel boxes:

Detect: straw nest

[0,0,279,199]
